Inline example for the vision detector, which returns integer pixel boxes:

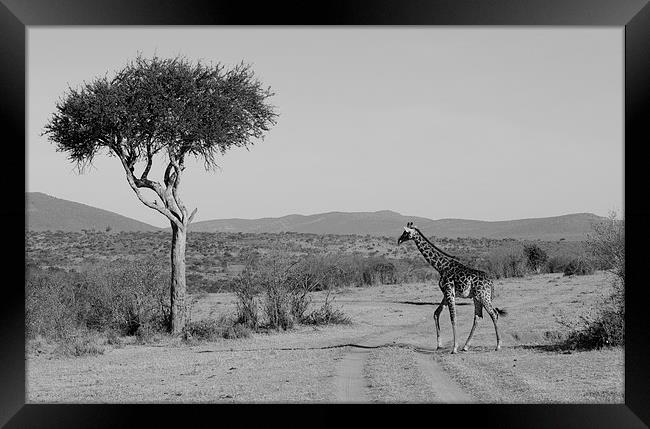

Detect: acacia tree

[44,55,277,334]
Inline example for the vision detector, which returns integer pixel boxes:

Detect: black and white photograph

[23,25,628,405]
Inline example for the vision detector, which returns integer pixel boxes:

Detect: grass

[364,347,438,402]
[27,272,623,403]
[26,230,588,293]
[301,294,351,326]
[433,346,623,403]
[182,317,251,342]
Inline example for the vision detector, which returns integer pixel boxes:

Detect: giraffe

[397,222,507,353]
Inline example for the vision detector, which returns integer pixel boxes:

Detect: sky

[27,27,623,228]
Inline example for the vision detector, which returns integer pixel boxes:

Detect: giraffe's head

[397,222,417,245]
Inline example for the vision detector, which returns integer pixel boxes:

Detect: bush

[586,212,624,284]
[544,255,573,273]
[77,259,171,335]
[563,258,595,276]
[248,251,354,329]
[523,243,548,273]
[106,330,122,347]
[222,323,251,339]
[263,281,295,330]
[292,254,341,291]
[183,317,251,342]
[233,267,260,329]
[289,288,312,322]
[392,258,438,284]
[25,258,171,341]
[135,324,158,344]
[558,295,624,350]
[25,268,80,340]
[254,254,298,330]
[560,308,624,350]
[222,253,410,292]
[53,331,107,357]
[557,213,624,350]
[231,252,353,330]
[303,293,351,326]
[479,247,528,279]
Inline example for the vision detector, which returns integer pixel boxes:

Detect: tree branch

[163,160,184,220]
[187,207,198,225]
[164,162,175,188]
[116,149,184,229]
[126,174,184,230]
[169,156,189,222]
[140,144,153,181]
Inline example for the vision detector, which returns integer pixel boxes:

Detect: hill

[26,192,160,232]
[26,192,605,240]
[188,210,604,241]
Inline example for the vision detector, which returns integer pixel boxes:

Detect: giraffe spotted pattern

[397,222,507,353]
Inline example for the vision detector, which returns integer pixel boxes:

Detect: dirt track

[27,273,624,403]
[332,321,473,402]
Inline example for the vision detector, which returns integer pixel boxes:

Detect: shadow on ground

[397,301,472,306]
[514,344,575,354]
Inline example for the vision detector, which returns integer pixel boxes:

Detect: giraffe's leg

[462,298,482,352]
[483,302,502,351]
[433,297,447,350]
[446,292,458,354]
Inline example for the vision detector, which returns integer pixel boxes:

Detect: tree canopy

[46,55,277,169]
[44,55,278,229]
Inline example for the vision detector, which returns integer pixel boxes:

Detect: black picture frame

[2,0,649,427]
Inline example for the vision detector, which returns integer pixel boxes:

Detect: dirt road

[27,273,623,403]
[331,317,473,403]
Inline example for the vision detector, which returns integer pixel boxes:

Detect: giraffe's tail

[495,307,507,319]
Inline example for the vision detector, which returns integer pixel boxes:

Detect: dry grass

[433,347,623,403]
[27,344,339,402]
[364,347,438,402]
[27,271,623,403]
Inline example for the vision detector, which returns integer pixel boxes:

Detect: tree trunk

[169,222,188,334]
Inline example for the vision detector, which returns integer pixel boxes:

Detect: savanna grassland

[25,230,623,403]
[26,230,589,292]
[26,273,623,403]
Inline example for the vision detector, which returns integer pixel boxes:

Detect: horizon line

[27,191,610,229]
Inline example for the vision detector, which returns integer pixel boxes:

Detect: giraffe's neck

[412,229,457,274]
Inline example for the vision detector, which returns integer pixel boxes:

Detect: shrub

[183,317,251,341]
[106,330,122,347]
[222,323,251,339]
[544,255,573,273]
[558,297,624,351]
[78,259,171,335]
[523,243,548,273]
[183,318,224,341]
[289,288,312,322]
[560,308,624,350]
[233,267,260,329]
[263,281,295,330]
[25,257,171,341]
[393,258,438,284]
[53,331,106,357]
[557,213,625,350]
[303,293,351,326]
[231,252,352,330]
[259,254,297,330]
[479,247,528,279]
[25,268,80,340]
[586,212,624,284]
[563,258,595,276]
[135,324,158,344]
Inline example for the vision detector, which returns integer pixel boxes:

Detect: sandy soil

[26,271,623,403]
